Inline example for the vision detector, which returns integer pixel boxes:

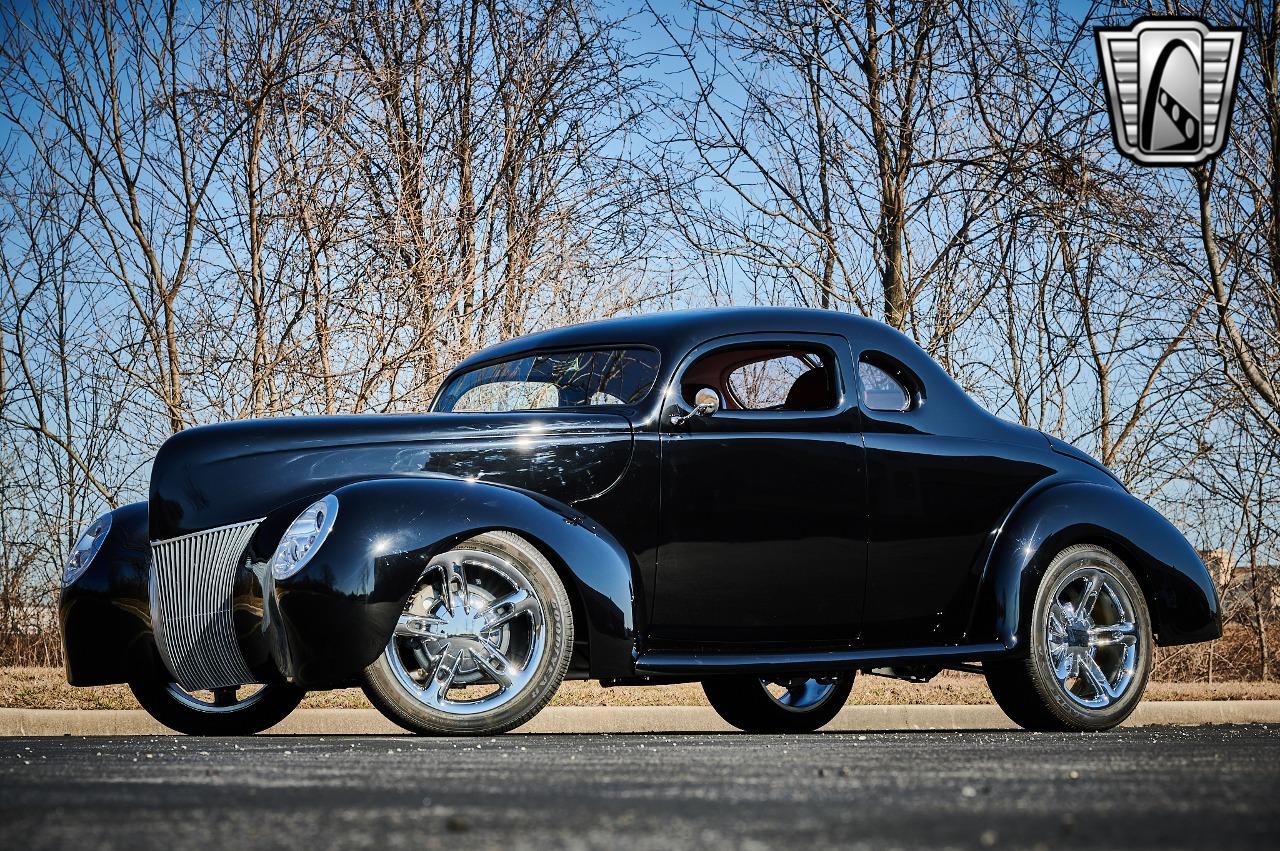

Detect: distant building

[1200,549,1279,613]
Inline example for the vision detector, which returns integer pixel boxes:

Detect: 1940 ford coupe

[60,308,1220,735]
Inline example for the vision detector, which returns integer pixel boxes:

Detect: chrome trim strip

[149,517,266,548]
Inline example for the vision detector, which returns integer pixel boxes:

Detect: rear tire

[986,543,1152,732]
[128,657,304,736]
[702,673,855,733]
[362,531,573,736]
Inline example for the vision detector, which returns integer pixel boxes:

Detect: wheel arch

[268,476,639,686]
[484,527,594,678]
[970,481,1221,652]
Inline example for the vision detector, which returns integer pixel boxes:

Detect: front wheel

[361,531,573,736]
[129,660,304,736]
[702,673,855,733]
[985,543,1152,732]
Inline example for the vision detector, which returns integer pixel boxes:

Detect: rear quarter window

[858,360,912,412]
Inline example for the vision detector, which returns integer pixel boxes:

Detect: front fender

[972,482,1221,651]
[268,476,638,686]
[59,501,154,686]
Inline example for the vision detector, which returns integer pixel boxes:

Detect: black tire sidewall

[1025,544,1152,731]
[702,673,855,733]
[362,531,573,736]
[128,670,304,736]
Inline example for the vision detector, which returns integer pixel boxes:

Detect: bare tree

[653,0,1021,369]
[0,0,670,663]
[1187,0,1280,443]
[0,0,1276,677]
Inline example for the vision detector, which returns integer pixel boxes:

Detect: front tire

[128,658,304,736]
[702,673,855,733]
[986,543,1152,732]
[362,531,573,736]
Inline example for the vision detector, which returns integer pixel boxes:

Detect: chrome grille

[149,519,261,690]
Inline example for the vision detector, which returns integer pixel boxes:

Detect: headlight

[63,512,112,586]
[270,495,338,580]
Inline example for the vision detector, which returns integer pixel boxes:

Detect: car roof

[449,307,888,374]
[442,306,1043,447]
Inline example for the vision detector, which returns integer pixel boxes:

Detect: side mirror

[670,387,721,426]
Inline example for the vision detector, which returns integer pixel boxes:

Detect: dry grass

[5,666,1280,711]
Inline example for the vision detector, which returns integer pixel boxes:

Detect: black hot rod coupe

[60,308,1220,735]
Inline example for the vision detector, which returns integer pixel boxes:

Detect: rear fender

[972,482,1221,651]
[268,476,638,686]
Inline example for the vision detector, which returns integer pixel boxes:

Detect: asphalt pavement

[1,725,1277,850]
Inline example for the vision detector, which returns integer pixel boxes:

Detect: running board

[633,642,1009,676]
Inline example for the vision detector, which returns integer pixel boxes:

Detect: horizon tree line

[1,0,1276,678]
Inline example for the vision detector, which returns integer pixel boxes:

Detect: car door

[649,333,868,646]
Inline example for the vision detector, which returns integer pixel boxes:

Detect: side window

[727,354,816,410]
[455,381,558,412]
[439,348,660,412]
[682,344,838,412]
[859,360,912,412]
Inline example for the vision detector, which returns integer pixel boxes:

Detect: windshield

[435,348,661,413]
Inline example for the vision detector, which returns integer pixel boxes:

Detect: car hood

[149,412,634,540]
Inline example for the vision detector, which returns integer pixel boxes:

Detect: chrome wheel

[987,544,1151,732]
[385,547,546,716]
[760,677,839,712]
[1044,562,1140,710]
[163,682,269,714]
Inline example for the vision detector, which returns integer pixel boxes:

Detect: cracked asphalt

[1,725,1277,850]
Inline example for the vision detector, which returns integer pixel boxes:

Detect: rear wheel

[986,543,1152,732]
[128,659,304,736]
[702,673,855,733]
[361,531,573,736]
